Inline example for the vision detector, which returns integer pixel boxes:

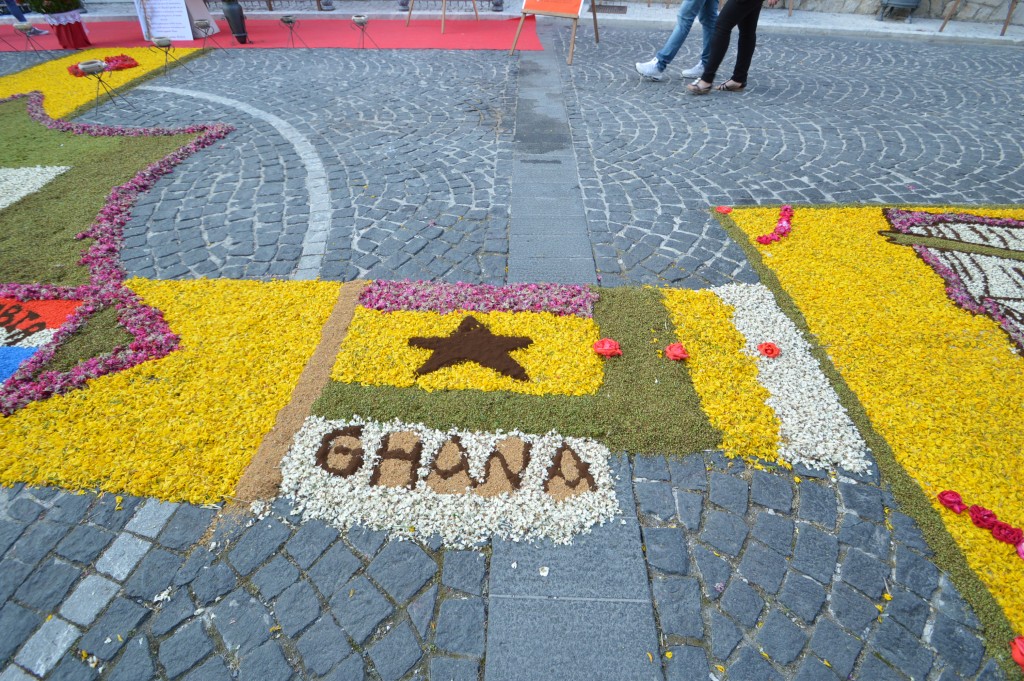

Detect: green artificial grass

[0,97,195,379]
[717,206,1021,680]
[313,286,722,455]
[0,98,194,286]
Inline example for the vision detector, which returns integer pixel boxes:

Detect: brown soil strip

[232,280,367,504]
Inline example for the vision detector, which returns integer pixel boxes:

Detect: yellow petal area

[331,308,603,396]
[660,288,782,466]
[729,205,1024,630]
[0,279,339,504]
[0,47,200,119]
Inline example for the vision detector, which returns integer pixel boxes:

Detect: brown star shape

[408,315,533,381]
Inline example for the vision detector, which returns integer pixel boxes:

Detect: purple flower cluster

[885,208,1024,355]
[0,92,234,416]
[359,280,599,317]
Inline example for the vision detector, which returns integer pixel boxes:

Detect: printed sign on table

[133,0,194,41]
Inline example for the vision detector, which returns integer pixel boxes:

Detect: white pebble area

[280,416,620,548]
[712,283,872,474]
[0,166,70,212]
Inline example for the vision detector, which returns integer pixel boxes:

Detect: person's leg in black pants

[729,2,763,85]
[697,0,745,85]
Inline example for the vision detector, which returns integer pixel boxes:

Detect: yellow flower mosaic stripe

[331,308,603,396]
[0,279,339,504]
[661,288,782,466]
[0,47,200,119]
[729,205,1024,630]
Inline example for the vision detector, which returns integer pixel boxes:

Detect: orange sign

[522,0,584,16]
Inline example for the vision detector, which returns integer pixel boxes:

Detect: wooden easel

[940,0,1019,35]
[406,0,479,34]
[509,0,598,65]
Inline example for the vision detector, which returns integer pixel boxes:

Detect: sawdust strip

[232,280,368,505]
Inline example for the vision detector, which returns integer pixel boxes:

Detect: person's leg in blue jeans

[654,0,703,69]
[4,0,48,34]
[696,0,719,70]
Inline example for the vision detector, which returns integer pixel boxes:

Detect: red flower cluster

[757,342,781,359]
[664,343,689,361]
[67,54,140,78]
[592,338,621,358]
[756,205,795,245]
[715,206,733,214]
[1012,637,1024,672]
[938,491,1024,565]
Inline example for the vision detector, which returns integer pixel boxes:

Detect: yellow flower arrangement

[0,47,199,119]
[0,279,338,504]
[729,204,1024,630]
[331,308,603,396]
[661,288,782,466]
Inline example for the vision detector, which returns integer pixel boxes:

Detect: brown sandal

[686,79,712,95]
[715,80,746,92]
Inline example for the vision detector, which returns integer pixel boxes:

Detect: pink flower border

[0,91,234,416]
[884,208,1024,355]
[359,280,599,317]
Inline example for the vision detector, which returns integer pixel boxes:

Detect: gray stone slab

[507,257,597,285]
[435,597,486,658]
[158,506,216,551]
[409,583,438,639]
[96,534,151,582]
[124,548,184,601]
[253,555,299,601]
[213,588,274,654]
[931,612,984,677]
[652,576,702,639]
[778,573,826,624]
[709,472,748,515]
[872,617,933,681]
[491,457,648,600]
[125,500,179,539]
[367,541,437,605]
[728,647,783,681]
[330,575,394,645]
[152,589,194,637]
[322,654,365,681]
[758,610,808,666]
[709,610,743,659]
[721,579,764,628]
[228,518,291,576]
[15,617,80,677]
[191,562,237,605]
[14,558,80,611]
[751,471,793,512]
[309,543,362,598]
[158,621,213,680]
[809,618,863,678]
[237,641,293,681]
[484,598,661,681]
[738,541,787,594]
[673,489,702,531]
[346,525,387,559]
[798,481,838,528]
[273,580,321,637]
[842,547,889,599]
[792,523,839,584]
[78,598,149,661]
[664,645,709,681]
[642,526,688,575]
[442,551,487,596]
[60,574,120,627]
[368,621,423,681]
[297,616,352,677]
[183,657,231,681]
[108,636,154,681]
[0,602,42,663]
[700,509,748,557]
[285,519,339,570]
[430,656,479,681]
[56,525,116,564]
[634,481,676,522]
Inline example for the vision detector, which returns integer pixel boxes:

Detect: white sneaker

[635,58,664,81]
[680,61,704,78]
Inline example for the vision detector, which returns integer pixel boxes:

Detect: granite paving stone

[59,574,120,627]
[15,617,80,677]
[107,637,154,681]
[0,559,33,603]
[709,472,748,515]
[664,645,710,681]
[124,547,184,601]
[96,534,151,582]
[367,541,437,604]
[793,657,842,681]
[322,654,366,681]
[48,656,97,681]
[641,526,689,575]
[0,602,42,662]
[0,520,24,556]
[729,646,784,681]
[237,640,293,681]
[751,471,793,512]
[297,616,352,677]
[308,543,362,598]
[667,455,707,491]
[738,541,787,594]
[858,652,910,681]
[429,656,479,681]
[808,618,863,678]
[182,658,231,681]
[721,578,765,628]
[934,575,981,629]
[829,582,880,635]
[691,545,731,601]
[253,555,300,600]
[273,580,321,637]
[778,573,827,624]
[46,495,93,526]
[895,545,940,599]
[652,576,702,639]
[791,523,839,583]
[757,609,808,665]
[9,521,69,565]
[228,518,291,576]
[872,617,933,681]
[159,621,214,680]
[174,548,215,586]
[700,510,748,557]
[632,455,670,481]
[7,498,43,524]
[441,551,486,596]
[435,597,486,657]
[673,489,703,531]
[930,612,985,677]
[330,575,394,645]
[409,583,438,638]
[634,481,676,522]
[14,558,80,611]
[88,496,141,532]
[367,621,423,681]
[797,482,839,529]
[125,500,179,538]
[56,525,116,564]
[213,588,274,653]
[152,588,195,636]
[78,597,149,660]
[839,514,891,558]
[190,562,237,605]
[285,519,339,570]
[158,506,216,551]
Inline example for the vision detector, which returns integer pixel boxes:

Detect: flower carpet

[1,47,1023,676]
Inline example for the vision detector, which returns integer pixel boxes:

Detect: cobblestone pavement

[3,22,1024,681]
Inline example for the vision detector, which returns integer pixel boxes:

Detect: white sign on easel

[134,0,194,41]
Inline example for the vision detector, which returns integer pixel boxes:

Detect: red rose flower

[968,505,998,530]
[758,342,781,359]
[593,338,622,358]
[1018,541,1024,562]
[1011,637,1024,671]
[664,343,689,361]
[937,490,967,514]
[715,206,733,214]
[991,522,1024,546]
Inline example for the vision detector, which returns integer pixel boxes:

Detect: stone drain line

[138,85,334,280]
[507,24,598,285]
